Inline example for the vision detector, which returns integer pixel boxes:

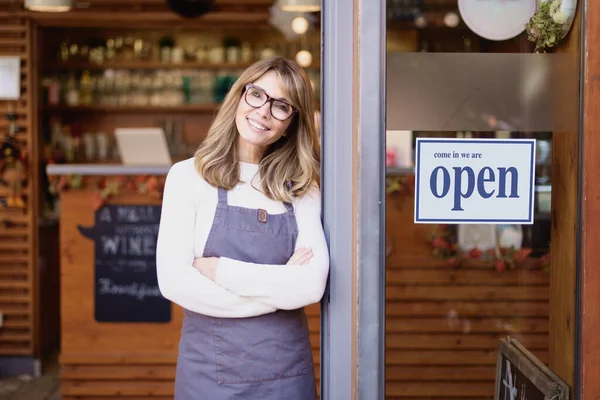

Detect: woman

[156,57,329,400]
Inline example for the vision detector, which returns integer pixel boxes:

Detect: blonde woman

[156,57,329,400]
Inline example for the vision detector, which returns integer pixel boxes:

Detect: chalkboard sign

[78,204,171,323]
[494,338,569,400]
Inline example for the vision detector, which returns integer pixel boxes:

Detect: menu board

[494,338,569,400]
[78,204,171,323]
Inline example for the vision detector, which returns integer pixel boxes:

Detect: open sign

[414,138,536,224]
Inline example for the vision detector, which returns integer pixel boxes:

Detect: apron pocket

[211,310,313,385]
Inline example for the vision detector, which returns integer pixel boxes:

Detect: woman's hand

[286,247,313,265]
[194,249,312,280]
[193,257,219,281]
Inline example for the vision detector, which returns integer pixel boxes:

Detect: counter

[46,164,321,399]
[47,164,176,398]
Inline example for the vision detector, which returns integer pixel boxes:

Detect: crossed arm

[156,161,329,317]
[195,183,329,310]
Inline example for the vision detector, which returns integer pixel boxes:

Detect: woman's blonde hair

[194,57,320,203]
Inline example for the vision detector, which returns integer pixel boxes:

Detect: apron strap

[283,201,294,214]
[217,187,228,204]
[283,181,294,214]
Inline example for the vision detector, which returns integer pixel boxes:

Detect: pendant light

[25,0,72,12]
[279,0,320,13]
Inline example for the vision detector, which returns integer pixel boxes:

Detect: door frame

[320,0,387,398]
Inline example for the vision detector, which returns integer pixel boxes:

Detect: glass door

[384,1,580,398]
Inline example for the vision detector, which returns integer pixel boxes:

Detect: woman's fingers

[286,247,314,265]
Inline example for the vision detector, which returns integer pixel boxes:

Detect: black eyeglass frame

[243,83,297,121]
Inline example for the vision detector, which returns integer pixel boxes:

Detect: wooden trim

[27,18,40,359]
[548,4,582,397]
[581,0,600,397]
[22,10,270,28]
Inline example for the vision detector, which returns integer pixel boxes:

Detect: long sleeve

[156,160,276,318]
[214,184,329,310]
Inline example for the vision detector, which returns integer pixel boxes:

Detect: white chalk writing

[98,278,162,300]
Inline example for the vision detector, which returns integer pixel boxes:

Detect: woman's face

[235,70,295,161]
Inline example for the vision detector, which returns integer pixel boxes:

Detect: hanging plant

[526,0,573,52]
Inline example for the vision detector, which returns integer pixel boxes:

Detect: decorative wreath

[526,0,573,52]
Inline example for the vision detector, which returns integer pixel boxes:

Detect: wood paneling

[58,188,321,398]
[385,191,549,399]
[0,16,38,357]
[581,0,600,397]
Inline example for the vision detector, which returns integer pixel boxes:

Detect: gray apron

[174,187,317,400]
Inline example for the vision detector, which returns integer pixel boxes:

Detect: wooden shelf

[41,104,220,114]
[43,61,321,72]
[43,61,253,71]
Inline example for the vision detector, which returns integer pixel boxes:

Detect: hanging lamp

[25,0,72,12]
[279,0,320,13]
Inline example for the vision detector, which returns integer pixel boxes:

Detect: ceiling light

[280,0,320,13]
[295,50,312,67]
[291,16,309,34]
[444,11,460,28]
[414,14,427,28]
[25,0,72,12]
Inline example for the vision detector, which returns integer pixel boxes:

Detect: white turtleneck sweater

[156,158,329,318]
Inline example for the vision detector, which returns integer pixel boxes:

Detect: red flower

[468,248,482,259]
[514,248,532,263]
[146,176,159,191]
[447,257,459,269]
[541,253,550,264]
[432,236,450,249]
[495,260,506,272]
[92,192,104,210]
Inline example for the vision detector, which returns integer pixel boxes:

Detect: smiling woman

[156,56,329,400]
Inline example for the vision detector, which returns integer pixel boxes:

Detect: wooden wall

[0,14,40,359]
[385,190,549,399]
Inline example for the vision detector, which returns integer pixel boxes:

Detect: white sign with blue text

[414,138,536,224]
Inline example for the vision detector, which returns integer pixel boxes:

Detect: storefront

[323,0,598,399]
[0,0,598,399]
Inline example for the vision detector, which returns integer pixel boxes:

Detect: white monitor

[114,127,172,166]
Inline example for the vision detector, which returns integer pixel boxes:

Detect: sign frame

[414,137,536,224]
[494,337,570,400]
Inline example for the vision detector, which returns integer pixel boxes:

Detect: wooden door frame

[580,0,600,397]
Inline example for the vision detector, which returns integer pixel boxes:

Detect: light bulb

[291,16,309,35]
[414,15,427,28]
[444,12,460,28]
[295,50,312,67]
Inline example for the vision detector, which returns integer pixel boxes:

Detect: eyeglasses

[243,83,296,121]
